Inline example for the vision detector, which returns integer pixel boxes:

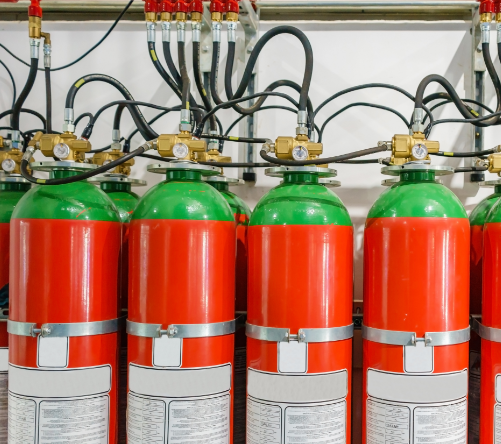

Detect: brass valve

[191,11,202,22]
[0,148,31,175]
[390,132,439,165]
[488,153,501,174]
[29,132,91,161]
[227,11,238,21]
[157,132,206,160]
[29,15,42,39]
[0,137,3,149]
[91,149,134,176]
[196,149,232,164]
[274,134,323,162]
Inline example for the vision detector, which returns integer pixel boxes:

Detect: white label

[233,347,246,444]
[153,336,182,368]
[8,395,36,444]
[247,397,346,444]
[128,393,230,444]
[0,372,7,442]
[0,348,9,372]
[414,401,467,443]
[278,342,307,374]
[495,404,501,444]
[366,399,410,444]
[168,396,230,443]
[366,398,467,444]
[284,403,346,443]
[404,342,433,374]
[38,397,109,443]
[37,336,69,368]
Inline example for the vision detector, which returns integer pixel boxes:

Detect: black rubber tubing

[12,57,39,131]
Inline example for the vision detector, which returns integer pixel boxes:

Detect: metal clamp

[8,317,124,338]
[362,324,470,347]
[245,323,354,343]
[471,317,501,343]
[126,319,236,339]
[0,309,8,321]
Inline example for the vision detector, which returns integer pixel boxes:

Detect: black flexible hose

[65,74,157,141]
[318,102,410,143]
[431,148,496,157]
[163,41,182,85]
[0,59,16,108]
[192,41,218,132]
[113,104,126,131]
[45,67,52,133]
[148,42,182,99]
[200,134,268,144]
[21,144,150,186]
[422,99,493,125]
[210,41,224,106]
[260,145,389,166]
[0,108,46,129]
[232,26,313,113]
[74,112,94,127]
[12,57,38,132]
[454,166,488,173]
[178,41,190,111]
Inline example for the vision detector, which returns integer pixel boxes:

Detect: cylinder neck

[495,185,501,194]
[0,182,31,192]
[399,170,436,182]
[282,172,320,184]
[101,181,132,193]
[209,181,229,192]
[166,170,203,181]
[50,169,81,180]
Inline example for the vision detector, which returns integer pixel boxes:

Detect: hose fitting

[177,21,186,42]
[192,21,201,43]
[481,21,491,44]
[146,21,156,43]
[228,21,237,43]
[296,110,308,136]
[179,109,191,132]
[411,108,425,134]
[30,38,40,59]
[63,108,75,134]
[42,33,51,68]
[162,21,171,42]
[212,21,222,43]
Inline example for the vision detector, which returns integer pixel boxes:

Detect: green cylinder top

[250,171,352,226]
[133,169,233,221]
[206,182,251,223]
[368,170,467,219]
[99,182,140,224]
[470,186,501,226]
[12,169,120,222]
[0,182,32,224]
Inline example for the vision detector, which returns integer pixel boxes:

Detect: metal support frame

[472,7,487,183]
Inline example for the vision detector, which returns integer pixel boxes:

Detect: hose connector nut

[227,21,237,42]
[162,21,171,42]
[192,21,201,42]
[212,21,222,42]
[146,21,157,43]
[481,21,491,44]
[177,21,186,42]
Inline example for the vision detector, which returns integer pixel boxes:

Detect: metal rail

[0,0,478,21]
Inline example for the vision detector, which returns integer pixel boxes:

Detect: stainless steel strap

[471,317,501,343]
[245,322,354,343]
[126,319,236,339]
[8,317,124,338]
[362,324,470,347]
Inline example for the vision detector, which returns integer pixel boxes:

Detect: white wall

[1,19,500,301]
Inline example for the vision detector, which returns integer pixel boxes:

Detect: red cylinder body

[127,169,236,443]
[247,171,353,444]
[363,172,470,444]
[479,201,501,444]
[8,176,121,444]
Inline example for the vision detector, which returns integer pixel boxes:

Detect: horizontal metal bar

[256,1,477,8]
[127,319,236,339]
[246,323,354,343]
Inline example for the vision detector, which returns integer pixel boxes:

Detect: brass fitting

[211,11,223,21]
[29,15,42,39]
[481,12,493,22]
[145,11,157,22]
[191,11,202,22]
[0,136,3,149]
[488,153,501,174]
[40,31,51,45]
[91,149,134,176]
[275,134,323,161]
[29,132,91,161]
[157,132,206,160]
[0,148,31,174]
[390,132,439,165]
[226,11,239,22]
[160,11,172,21]
[196,149,232,163]
[176,12,187,22]
[496,12,501,22]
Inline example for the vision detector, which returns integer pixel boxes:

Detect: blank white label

[0,348,8,372]
[404,342,433,373]
[153,336,182,368]
[37,336,68,368]
[278,341,307,373]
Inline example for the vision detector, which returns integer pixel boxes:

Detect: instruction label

[128,393,230,444]
[0,372,7,441]
[233,347,246,444]
[247,397,346,444]
[366,398,466,444]
[495,405,501,444]
[366,400,410,444]
[8,395,36,444]
[38,397,108,443]
[468,351,481,444]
